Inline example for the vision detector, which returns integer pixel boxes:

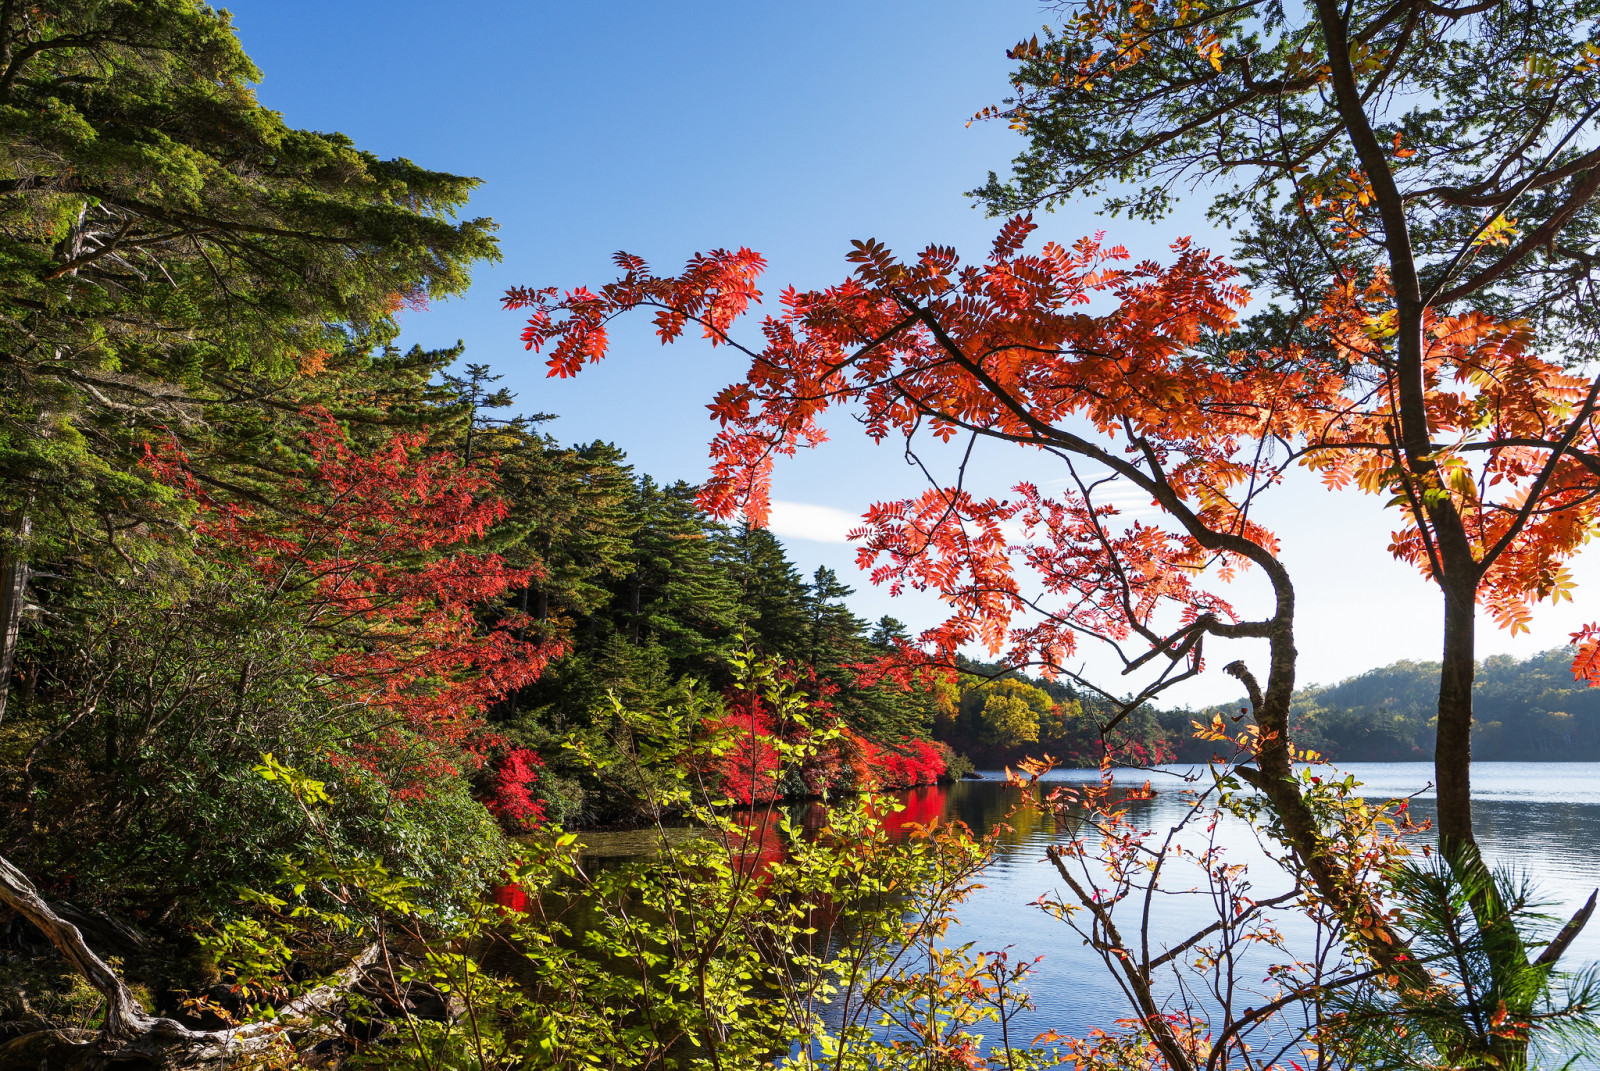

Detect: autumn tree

[507,210,1600,1066]
[972,0,1600,863]
[0,410,574,1065]
[967,677,1051,746]
[7,412,561,904]
[507,222,1334,910]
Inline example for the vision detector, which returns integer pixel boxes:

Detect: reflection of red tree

[724,807,788,879]
[876,785,949,837]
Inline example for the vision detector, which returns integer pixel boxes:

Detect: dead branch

[0,850,378,1066]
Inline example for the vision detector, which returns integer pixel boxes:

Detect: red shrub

[870,737,947,791]
[703,689,785,805]
[484,748,548,831]
[694,673,948,801]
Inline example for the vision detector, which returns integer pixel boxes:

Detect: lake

[880,762,1600,1060]
[567,761,1600,1063]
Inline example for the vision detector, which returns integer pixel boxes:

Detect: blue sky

[224,2,1600,705]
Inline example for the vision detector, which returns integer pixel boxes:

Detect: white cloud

[766,500,863,544]
[1036,476,1159,516]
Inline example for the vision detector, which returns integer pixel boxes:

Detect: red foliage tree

[507,214,1600,986]
[484,748,549,831]
[507,219,1600,854]
[696,664,946,801]
[702,684,786,806]
[854,736,945,791]
[147,411,565,798]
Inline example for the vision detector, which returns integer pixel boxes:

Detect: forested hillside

[949,648,1600,767]
[1279,648,1600,762]
[0,5,958,1040]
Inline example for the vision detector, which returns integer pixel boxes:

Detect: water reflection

[502,763,1600,1062]
[877,763,1600,1056]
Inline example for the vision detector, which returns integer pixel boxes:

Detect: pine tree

[617,478,741,670]
[802,566,865,671]
[0,1,498,717]
[716,522,809,657]
[502,439,637,632]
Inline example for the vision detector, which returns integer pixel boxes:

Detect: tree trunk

[0,515,31,725]
[1228,622,1432,991]
[1436,577,1477,850]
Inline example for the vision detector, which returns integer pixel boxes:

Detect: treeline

[926,658,1182,768]
[941,647,1600,768]
[1273,647,1600,763]
[456,396,953,823]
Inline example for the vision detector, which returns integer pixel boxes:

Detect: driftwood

[0,852,377,1069]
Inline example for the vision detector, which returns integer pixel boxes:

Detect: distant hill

[1245,647,1600,763]
[947,648,1600,766]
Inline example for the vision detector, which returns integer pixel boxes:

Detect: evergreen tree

[617,478,740,669]
[869,615,911,650]
[716,521,808,656]
[526,441,637,627]
[478,433,636,637]
[802,566,865,671]
[0,0,498,716]
[440,362,519,466]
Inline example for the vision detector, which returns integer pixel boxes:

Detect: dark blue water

[901,762,1600,1061]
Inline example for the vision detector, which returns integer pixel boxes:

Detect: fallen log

[0,853,377,1069]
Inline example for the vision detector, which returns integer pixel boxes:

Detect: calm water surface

[882,762,1600,1055]
[573,762,1600,1059]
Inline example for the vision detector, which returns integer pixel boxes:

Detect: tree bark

[0,853,146,1039]
[0,515,31,725]
[1312,0,1488,854]
[1436,578,1477,849]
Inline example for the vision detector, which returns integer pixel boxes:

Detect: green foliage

[975,0,1600,350]
[0,0,497,572]
[5,561,508,925]
[966,677,1055,746]
[205,662,1063,1071]
[720,521,810,657]
[0,957,115,1034]
[1328,859,1600,1070]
